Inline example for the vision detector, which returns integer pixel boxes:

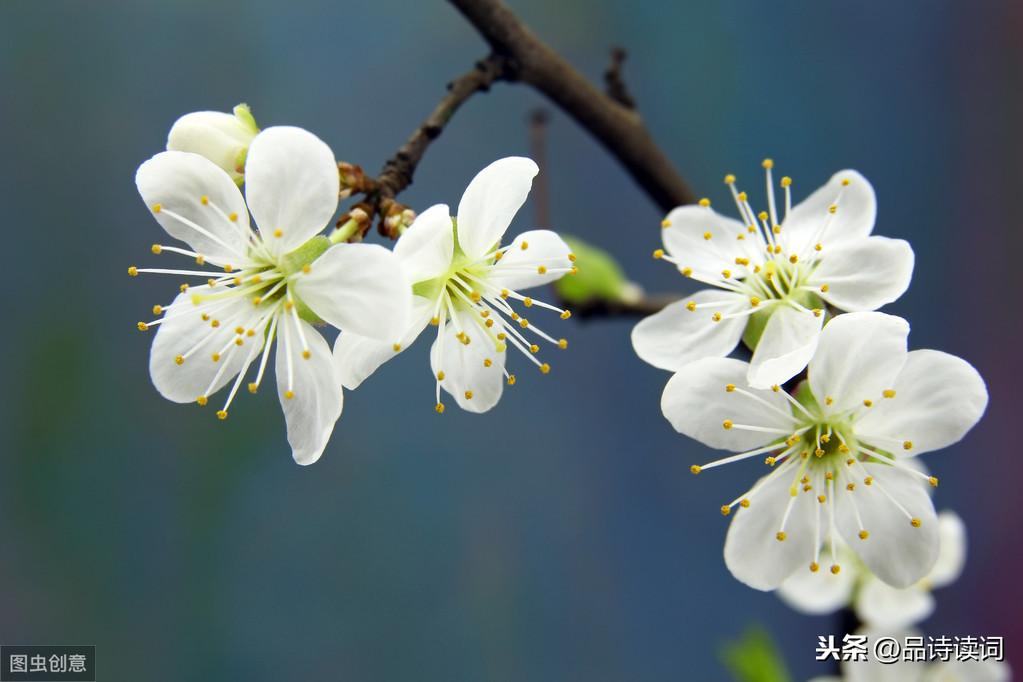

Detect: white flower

[779,511,966,628]
[632,161,914,388]
[130,126,410,464]
[167,104,259,183]
[660,312,986,590]
[333,157,575,413]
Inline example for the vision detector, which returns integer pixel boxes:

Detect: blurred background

[1,0,1021,679]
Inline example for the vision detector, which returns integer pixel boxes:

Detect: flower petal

[929,511,967,588]
[777,544,856,615]
[661,357,794,452]
[294,243,411,341]
[809,312,909,414]
[455,157,538,260]
[835,463,939,588]
[631,291,747,372]
[275,320,342,465]
[782,169,876,254]
[487,230,573,290]
[166,110,256,182]
[661,205,752,280]
[430,309,506,413]
[747,305,824,388]
[244,126,339,257]
[724,466,818,590]
[809,236,914,312]
[855,349,988,456]
[923,660,1011,682]
[149,287,261,402]
[842,629,927,682]
[136,151,252,264]
[855,575,934,630]
[332,295,435,390]
[393,204,454,283]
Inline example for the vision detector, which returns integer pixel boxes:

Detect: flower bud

[166,104,259,183]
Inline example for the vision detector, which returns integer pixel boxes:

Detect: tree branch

[448,0,694,211]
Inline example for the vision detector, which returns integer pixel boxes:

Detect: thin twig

[604,47,635,109]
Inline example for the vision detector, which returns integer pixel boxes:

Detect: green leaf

[720,626,793,682]
[554,234,634,305]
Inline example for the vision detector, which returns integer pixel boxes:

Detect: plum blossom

[167,104,259,183]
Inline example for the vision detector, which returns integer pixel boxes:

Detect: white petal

[149,287,260,402]
[777,545,856,614]
[332,295,435,390]
[929,511,967,588]
[244,126,339,257]
[455,157,538,260]
[835,463,939,588]
[166,110,256,182]
[393,204,454,283]
[294,243,411,341]
[661,357,794,452]
[430,310,506,413]
[844,652,927,682]
[782,169,876,254]
[809,312,909,414]
[855,350,988,456]
[724,466,818,590]
[275,321,343,465]
[924,660,1012,682]
[747,305,823,388]
[661,205,752,280]
[487,230,573,290]
[631,291,746,372]
[810,236,914,312]
[855,575,934,630]
[136,151,252,263]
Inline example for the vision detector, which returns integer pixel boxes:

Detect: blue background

[1,0,1020,679]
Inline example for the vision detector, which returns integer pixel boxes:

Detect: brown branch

[604,47,635,109]
[448,0,694,211]
[571,294,680,320]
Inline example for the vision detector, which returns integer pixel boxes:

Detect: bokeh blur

[2,1,1021,679]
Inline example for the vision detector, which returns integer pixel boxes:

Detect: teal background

[1,0,1020,679]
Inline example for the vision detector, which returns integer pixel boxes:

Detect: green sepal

[554,235,628,304]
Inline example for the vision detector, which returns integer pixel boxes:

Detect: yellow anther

[496,333,507,340]
[765,456,776,466]
[815,448,825,457]
[722,419,733,430]
[200,195,209,205]
[821,434,831,444]
[561,310,572,320]
[773,245,782,254]
[830,564,841,575]
[814,243,823,251]
[863,399,873,407]
[911,518,922,528]
[737,191,748,202]
[392,343,401,352]
[480,310,490,318]
[250,275,261,284]
[234,338,243,346]
[711,312,722,322]
[151,244,162,255]
[223,264,234,273]
[685,301,697,312]
[929,476,939,487]
[300,350,310,360]
[519,319,529,328]
[233,277,242,286]
[540,363,551,374]
[825,471,834,480]
[228,212,238,222]
[152,203,162,213]
[703,231,712,240]
[210,320,220,328]
[284,300,295,311]
[507,374,517,386]
[858,530,870,540]
[724,174,736,184]
[780,176,792,187]
[207,279,216,288]
[761,158,774,169]
[748,225,757,234]
[483,358,492,367]
[817,495,827,504]
[789,254,798,264]
[464,390,473,400]
[493,251,503,261]
[841,178,851,186]
[828,204,838,214]
[864,476,873,485]
[568,253,577,262]
[772,225,781,234]
[809,562,819,573]
[735,257,750,266]
[570,266,580,276]
[252,297,262,306]
[839,444,850,454]
[500,289,510,299]
[883,389,897,399]
[681,267,693,277]
[470,291,481,302]
[435,402,445,414]
[721,269,731,278]
[201,313,210,321]
[771,385,780,392]
[196,395,208,406]
[137,321,148,331]
[903,440,914,450]
[690,465,701,475]
[661,218,672,228]
[180,283,189,293]
[174,355,184,365]
[820,284,830,293]
[430,316,440,326]
[302,264,311,274]
[211,352,221,362]
[521,240,529,250]
[232,326,243,335]
[558,338,568,349]
[436,371,446,381]
[216,410,228,420]
[720,505,731,516]
[776,531,786,542]
[847,483,855,491]
[749,296,761,307]
[725,383,736,392]
[284,390,295,400]
[740,499,750,508]
[273,228,284,238]
[825,396,834,405]
[698,198,711,207]
[523,297,533,307]
[485,319,494,328]
[653,249,665,259]
[248,383,258,394]
[846,458,855,465]
[128,266,139,277]
[529,344,540,353]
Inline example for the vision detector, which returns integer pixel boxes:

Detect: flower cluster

[129,107,574,464]
[633,163,987,601]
